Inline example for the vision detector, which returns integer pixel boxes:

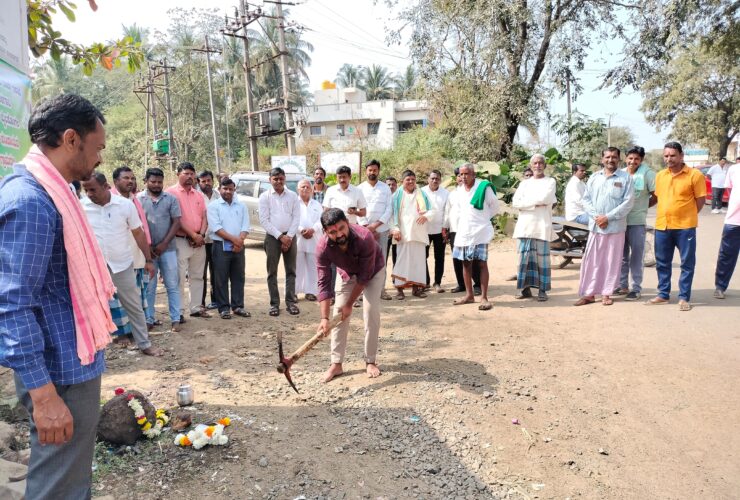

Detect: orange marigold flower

[218,417,231,426]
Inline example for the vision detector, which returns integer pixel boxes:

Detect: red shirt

[166,184,206,236]
[316,224,385,302]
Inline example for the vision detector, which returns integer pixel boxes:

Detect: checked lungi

[516,238,551,291]
[109,292,132,338]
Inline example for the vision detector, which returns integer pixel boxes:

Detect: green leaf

[59,3,76,22]
[50,43,61,61]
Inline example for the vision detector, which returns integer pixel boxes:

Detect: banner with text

[0,60,32,176]
[320,151,361,174]
[271,155,307,174]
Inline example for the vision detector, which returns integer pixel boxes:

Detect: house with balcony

[294,86,431,150]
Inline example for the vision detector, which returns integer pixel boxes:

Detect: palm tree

[31,56,79,102]
[363,64,394,100]
[334,63,365,89]
[247,8,314,104]
[394,65,418,100]
[121,23,154,61]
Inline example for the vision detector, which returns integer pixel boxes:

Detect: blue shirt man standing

[0,94,108,499]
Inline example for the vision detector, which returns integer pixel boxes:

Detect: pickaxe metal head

[277,331,299,393]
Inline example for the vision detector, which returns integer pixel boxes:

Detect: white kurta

[512,177,558,241]
[391,189,435,287]
[296,198,323,295]
[454,180,500,247]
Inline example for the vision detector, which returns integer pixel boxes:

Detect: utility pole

[275,0,296,155]
[193,36,223,173]
[160,59,176,171]
[566,80,572,124]
[606,113,615,147]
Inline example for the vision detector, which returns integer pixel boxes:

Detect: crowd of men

[2,94,740,499]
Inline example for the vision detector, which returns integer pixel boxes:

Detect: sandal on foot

[453,297,475,306]
[287,304,300,315]
[380,291,393,300]
[269,307,280,317]
[394,292,405,300]
[232,308,251,318]
[645,297,669,306]
[220,310,232,319]
[602,297,614,306]
[574,297,595,306]
[515,288,533,299]
[678,300,692,312]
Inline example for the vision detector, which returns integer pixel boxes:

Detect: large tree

[363,64,394,100]
[386,0,737,161]
[334,63,365,89]
[640,42,738,159]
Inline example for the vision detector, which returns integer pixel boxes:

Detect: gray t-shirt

[137,191,182,252]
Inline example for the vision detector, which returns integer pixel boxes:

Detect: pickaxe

[277,313,343,393]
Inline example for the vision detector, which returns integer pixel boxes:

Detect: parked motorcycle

[551,216,655,269]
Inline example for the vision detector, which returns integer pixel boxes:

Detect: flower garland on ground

[114,387,169,439]
[174,417,231,450]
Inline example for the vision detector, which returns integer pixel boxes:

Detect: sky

[52,0,669,151]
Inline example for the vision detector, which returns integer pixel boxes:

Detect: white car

[230,171,310,241]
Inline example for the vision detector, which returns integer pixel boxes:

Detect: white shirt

[421,185,449,235]
[297,198,324,253]
[82,194,142,273]
[512,177,557,241]
[565,175,586,221]
[323,184,367,224]
[444,188,461,232]
[707,164,729,188]
[258,187,301,239]
[454,180,500,247]
[358,180,392,232]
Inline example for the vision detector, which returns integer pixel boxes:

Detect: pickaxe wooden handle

[277,313,344,393]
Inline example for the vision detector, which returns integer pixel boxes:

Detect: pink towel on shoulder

[24,146,116,364]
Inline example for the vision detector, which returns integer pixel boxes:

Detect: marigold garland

[117,390,169,439]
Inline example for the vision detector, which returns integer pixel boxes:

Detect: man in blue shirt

[207,177,251,319]
[574,147,635,306]
[0,94,107,499]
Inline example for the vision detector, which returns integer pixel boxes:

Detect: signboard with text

[320,151,361,174]
[271,155,307,174]
[0,0,29,74]
[0,60,32,176]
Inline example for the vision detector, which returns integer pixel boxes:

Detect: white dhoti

[392,241,427,287]
[296,251,318,295]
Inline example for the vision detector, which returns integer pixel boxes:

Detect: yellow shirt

[654,165,707,229]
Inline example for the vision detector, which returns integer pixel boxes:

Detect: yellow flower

[218,417,231,426]
[137,417,147,425]
[142,421,152,431]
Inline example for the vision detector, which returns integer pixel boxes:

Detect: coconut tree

[364,64,394,100]
[393,65,418,100]
[335,63,365,89]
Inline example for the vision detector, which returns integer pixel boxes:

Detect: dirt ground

[1,209,739,499]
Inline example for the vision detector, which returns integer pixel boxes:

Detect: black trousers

[450,231,480,288]
[386,237,397,267]
[213,240,246,313]
[201,242,216,306]
[425,233,446,286]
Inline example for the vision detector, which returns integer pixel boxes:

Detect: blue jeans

[145,249,181,324]
[620,225,646,292]
[655,228,696,301]
[715,224,740,292]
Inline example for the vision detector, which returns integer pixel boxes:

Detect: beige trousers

[176,237,207,314]
[331,270,384,364]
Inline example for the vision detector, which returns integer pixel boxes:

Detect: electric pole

[134,61,177,170]
[275,0,296,155]
[193,36,223,173]
[566,80,572,124]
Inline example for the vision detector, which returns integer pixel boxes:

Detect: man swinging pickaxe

[276,314,343,393]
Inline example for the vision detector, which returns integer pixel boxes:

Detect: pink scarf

[111,186,151,244]
[24,146,116,364]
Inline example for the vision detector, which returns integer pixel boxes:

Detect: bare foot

[366,363,381,378]
[323,363,344,383]
[453,296,475,305]
[141,346,164,357]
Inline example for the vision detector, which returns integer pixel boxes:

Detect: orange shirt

[654,165,707,230]
[166,184,207,235]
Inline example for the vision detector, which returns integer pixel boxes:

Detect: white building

[294,87,431,150]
